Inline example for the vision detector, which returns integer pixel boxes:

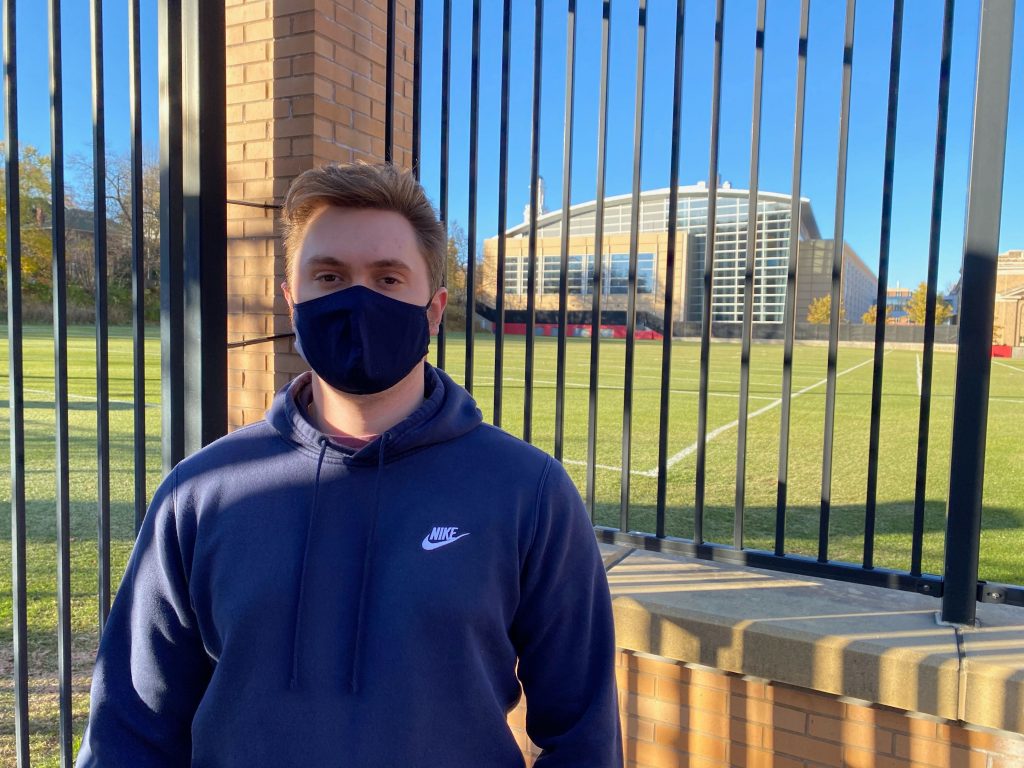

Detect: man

[77,162,622,767]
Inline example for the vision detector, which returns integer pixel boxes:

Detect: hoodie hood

[269,363,482,464]
[266,362,482,692]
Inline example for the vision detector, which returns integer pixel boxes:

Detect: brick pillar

[226,0,416,430]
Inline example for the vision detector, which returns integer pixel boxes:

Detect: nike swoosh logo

[421,533,471,551]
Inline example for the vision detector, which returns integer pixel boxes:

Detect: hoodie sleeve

[510,458,623,767]
[76,468,212,768]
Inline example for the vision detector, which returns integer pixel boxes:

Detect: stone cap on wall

[599,545,1024,735]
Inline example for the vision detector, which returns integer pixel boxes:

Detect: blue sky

[5,1,1022,294]
[418,0,1024,293]
[2,2,160,181]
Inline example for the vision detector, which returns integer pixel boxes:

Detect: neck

[309,361,427,437]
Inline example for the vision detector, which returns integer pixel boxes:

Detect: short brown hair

[282,162,446,293]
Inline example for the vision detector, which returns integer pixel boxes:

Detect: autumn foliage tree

[0,145,62,299]
[1,145,161,322]
[860,303,894,325]
[807,294,846,324]
[905,281,952,325]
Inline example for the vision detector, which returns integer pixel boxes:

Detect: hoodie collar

[268,363,482,465]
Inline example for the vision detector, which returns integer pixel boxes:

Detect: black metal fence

[420,0,1020,621]
[3,0,224,763]
[1,0,1019,764]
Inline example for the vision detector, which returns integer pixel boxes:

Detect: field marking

[993,360,1023,374]
[471,376,778,401]
[565,354,878,477]
[916,354,923,396]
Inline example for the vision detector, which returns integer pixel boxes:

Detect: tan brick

[227,41,269,66]
[767,683,844,719]
[624,694,684,728]
[652,726,728,761]
[894,735,990,768]
[245,61,274,83]
[244,18,274,42]
[275,32,316,58]
[624,717,655,743]
[771,730,843,767]
[729,745,802,768]
[227,81,269,105]
[225,3,267,26]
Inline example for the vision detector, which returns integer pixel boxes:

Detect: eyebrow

[306,256,412,271]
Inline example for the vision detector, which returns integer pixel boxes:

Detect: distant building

[994,250,1024,346]
[478,183,878,335]
[886,284,914,324]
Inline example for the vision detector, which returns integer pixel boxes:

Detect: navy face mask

[292,285,433,395]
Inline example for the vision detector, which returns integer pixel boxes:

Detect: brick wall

[508,650,1024,767]
[225,0,416,431]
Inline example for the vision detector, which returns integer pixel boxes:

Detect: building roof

[998,250,1024,273]
[501,184,822,240]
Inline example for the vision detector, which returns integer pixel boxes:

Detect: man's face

[282,206,446,333]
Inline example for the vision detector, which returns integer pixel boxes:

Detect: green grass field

[0,325,1022,764]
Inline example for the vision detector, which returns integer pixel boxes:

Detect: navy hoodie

[76,365,622,767]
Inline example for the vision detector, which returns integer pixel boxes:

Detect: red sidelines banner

[492,322,663,340]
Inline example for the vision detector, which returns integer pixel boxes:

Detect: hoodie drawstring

[349,432,388,693]
[290,436,330,689]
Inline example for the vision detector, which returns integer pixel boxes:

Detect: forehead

[295,206,425,271]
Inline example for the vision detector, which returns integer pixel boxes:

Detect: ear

[281,281,295,321]
[427,287,448,335]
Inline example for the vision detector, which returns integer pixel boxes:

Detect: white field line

[993,359,1023,374]
[916,354,923,396]
[564,354,879,477]
[471,376,778,401]
[15,388,160,409]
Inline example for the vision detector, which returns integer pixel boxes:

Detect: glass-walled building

[478,183,877,333]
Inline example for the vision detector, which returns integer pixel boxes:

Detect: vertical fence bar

[437,0,451,369]
[3,1,31,761]
[91,0,112,629]
[554,0,577,461]
[863,0,904,571]
[465,0,481,392]
[586,0,612,519]
[694,0,726,544]
[159,0,185,473]
[734,0,767,550]
[48,0,74,760]
[818,0,856,563]
[524,0,544,444]
[412,0,423,177]
[129,0,146,533]
[655,0,686,539]
[494,0,512,427]
[941,0,1014,626]
[911,0,954,577]
[181,0,226,453]
[619,0,648,532]
[385,0,396,163]
[775,0,810,556]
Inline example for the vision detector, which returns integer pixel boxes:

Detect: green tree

[860,303,893,325]
[905,281,952,325]
[807,294,846,324]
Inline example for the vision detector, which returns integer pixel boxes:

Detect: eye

[314,273,342,284]
[380,275,402,286]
